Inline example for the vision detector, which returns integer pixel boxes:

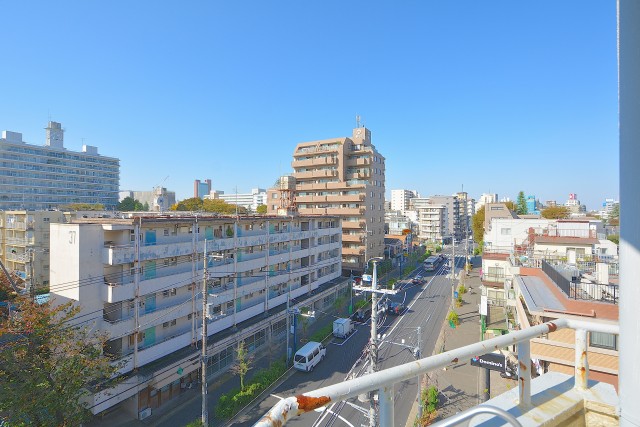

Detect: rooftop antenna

[356,115,361,128]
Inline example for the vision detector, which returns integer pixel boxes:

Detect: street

[235,244,468,427]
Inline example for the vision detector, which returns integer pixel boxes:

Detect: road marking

[331,329,358,346]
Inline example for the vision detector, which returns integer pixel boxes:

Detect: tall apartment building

[50,214,342,418]
[475,193,498,212]
[213,188,267,211]
[417,205,447,243]
[456,192,473,238]
[193,179,212,199]
[390,189,418,212]
[0,210,66,293]
[0,122,120,210]
[267,126,385,273]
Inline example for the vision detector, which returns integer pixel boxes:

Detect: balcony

[326,193,365,203]
[256,318,619,427]
[291,157,338,168]
[294,170,338,179]
[342,220,366,229]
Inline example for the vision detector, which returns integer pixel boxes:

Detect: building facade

[50,214,342,418]
[416,205,447,243]
[119,188,177,212]
[193,179,212,199]
[267,126,386,273]
[214,188,267,211]
[0,122,120,210]
[390,189,418,212]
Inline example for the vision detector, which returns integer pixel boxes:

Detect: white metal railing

[253,318,619,427]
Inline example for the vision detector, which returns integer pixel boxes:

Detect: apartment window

[164,229,169,236]
[501,228,511,235]
[272,193,278,199]
[590,332,618,351]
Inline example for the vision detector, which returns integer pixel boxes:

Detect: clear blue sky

[0,1,618,210]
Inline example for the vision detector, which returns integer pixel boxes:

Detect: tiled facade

[268,127,385,272]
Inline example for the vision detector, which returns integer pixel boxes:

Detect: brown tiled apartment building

[268,127,385,273]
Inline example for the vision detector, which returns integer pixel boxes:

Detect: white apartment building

[475,193,498,212]
[213,188,267,211]
[50,214,342,418]
[0,122,120,210]
[390,189,418,212]
[599,198,619,219]
[417,205,447,243]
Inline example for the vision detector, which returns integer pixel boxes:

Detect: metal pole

[286,294,291,365]
[482,368,491,402]
[378,385,394,426]
[369,260,379,427]
[517,339,531,408]
[417,326,423,420]
[575,328,589,390]
[202,239,208,426]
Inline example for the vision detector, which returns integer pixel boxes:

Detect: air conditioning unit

[205,302,215,320]
[139,408,152,420]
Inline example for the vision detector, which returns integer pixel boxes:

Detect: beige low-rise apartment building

[268,126,385,273]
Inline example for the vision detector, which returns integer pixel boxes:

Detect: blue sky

[0,1,618,210]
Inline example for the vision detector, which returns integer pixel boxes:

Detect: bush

[473,247,481,256]
[214,360,287,420]
[457,284,467,295]
[447,310,459,326]
[426,385,438,413]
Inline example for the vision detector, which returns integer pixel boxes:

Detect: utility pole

[451,232,456,310]
[202,240,208,426]
[369,259,379,427]
[352,258,397,427]
[417,326,423,420]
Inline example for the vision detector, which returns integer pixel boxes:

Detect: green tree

[607,234,619,245]
[610,203,620,219]
[60,203,105,211]
[230,341,254,391]
[256,204,268,214]
[471,205,485,245]
[0,298,118,426]
[170,197,204,211]
[516,191,528,215]
[117,196,135,211]
[541,206,570,219]
[142,201,150,211]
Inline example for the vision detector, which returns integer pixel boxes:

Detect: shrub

[457,284,467,295]
[309,324,333,343]
[447,310,459,326]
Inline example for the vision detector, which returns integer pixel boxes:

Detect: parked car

[351,308,372,323]
[386,301,405,315]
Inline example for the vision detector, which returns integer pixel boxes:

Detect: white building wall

[484,218,553,252]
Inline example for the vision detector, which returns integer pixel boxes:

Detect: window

[590,332,618,350]
[501,228,511,235]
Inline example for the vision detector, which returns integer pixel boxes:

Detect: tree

[59,203,105,211]
[117,196,143,211]
[471,205,485,245]
[0,298,118,426]
[541,206,570,219]
[142,202,149,211]
[255,204,268,214]
[516,191,528,215]
[170,197,204,211]
[230,341,254,391]
[607,234,619,245]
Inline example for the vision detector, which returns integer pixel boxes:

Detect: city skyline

[0,1,618,210]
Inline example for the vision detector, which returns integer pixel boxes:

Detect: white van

[293,341,326,372]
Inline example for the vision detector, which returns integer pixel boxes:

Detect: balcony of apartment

[342,246,365,256]
[326,193,365,203]
[346,157,371,166]
[294,169,338,180]
[345,179,368,188]
[291,156,338,168]
[4,237,34,246]
[295,195,327,203]
[342,233,364,243]
[343,220,366,229]
[3,220,33,230]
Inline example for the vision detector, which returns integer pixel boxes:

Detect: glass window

[590,332,617,350]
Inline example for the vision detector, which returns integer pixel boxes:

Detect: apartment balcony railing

[256,318,619,427]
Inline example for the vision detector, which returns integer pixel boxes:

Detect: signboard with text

[470,353,506,372]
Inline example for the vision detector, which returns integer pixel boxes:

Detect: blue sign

[454,291,459,299]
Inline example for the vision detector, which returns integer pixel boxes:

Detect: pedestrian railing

[253,318,619,427]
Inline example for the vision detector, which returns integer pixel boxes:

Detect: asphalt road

[237,245,468,427]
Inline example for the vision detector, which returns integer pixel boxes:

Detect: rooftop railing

[254,318,618,427]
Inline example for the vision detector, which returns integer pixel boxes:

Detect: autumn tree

[171,197,204,211]
[516,191,528,215]
[541,206,570,219]
[0,298,118,426]
[471,206,485,245]
[230,340,254,391]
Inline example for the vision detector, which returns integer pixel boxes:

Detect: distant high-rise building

[194,179,212,199]
[213,188,267,211]
[390,189,419,212]
[119,188,176,211]
[475,193,498,212]
[0,122,120,210]
[268,126,385,273]
[526,195,541,215]
[564,193,586,213]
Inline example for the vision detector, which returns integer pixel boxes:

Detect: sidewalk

[406,256,514,426]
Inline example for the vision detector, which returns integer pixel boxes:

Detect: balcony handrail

[254,318,619,427]
[429,405,522,427]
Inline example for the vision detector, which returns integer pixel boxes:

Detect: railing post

[517,340,531,407]
[379,385,394,427]
[575,328,589,389]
